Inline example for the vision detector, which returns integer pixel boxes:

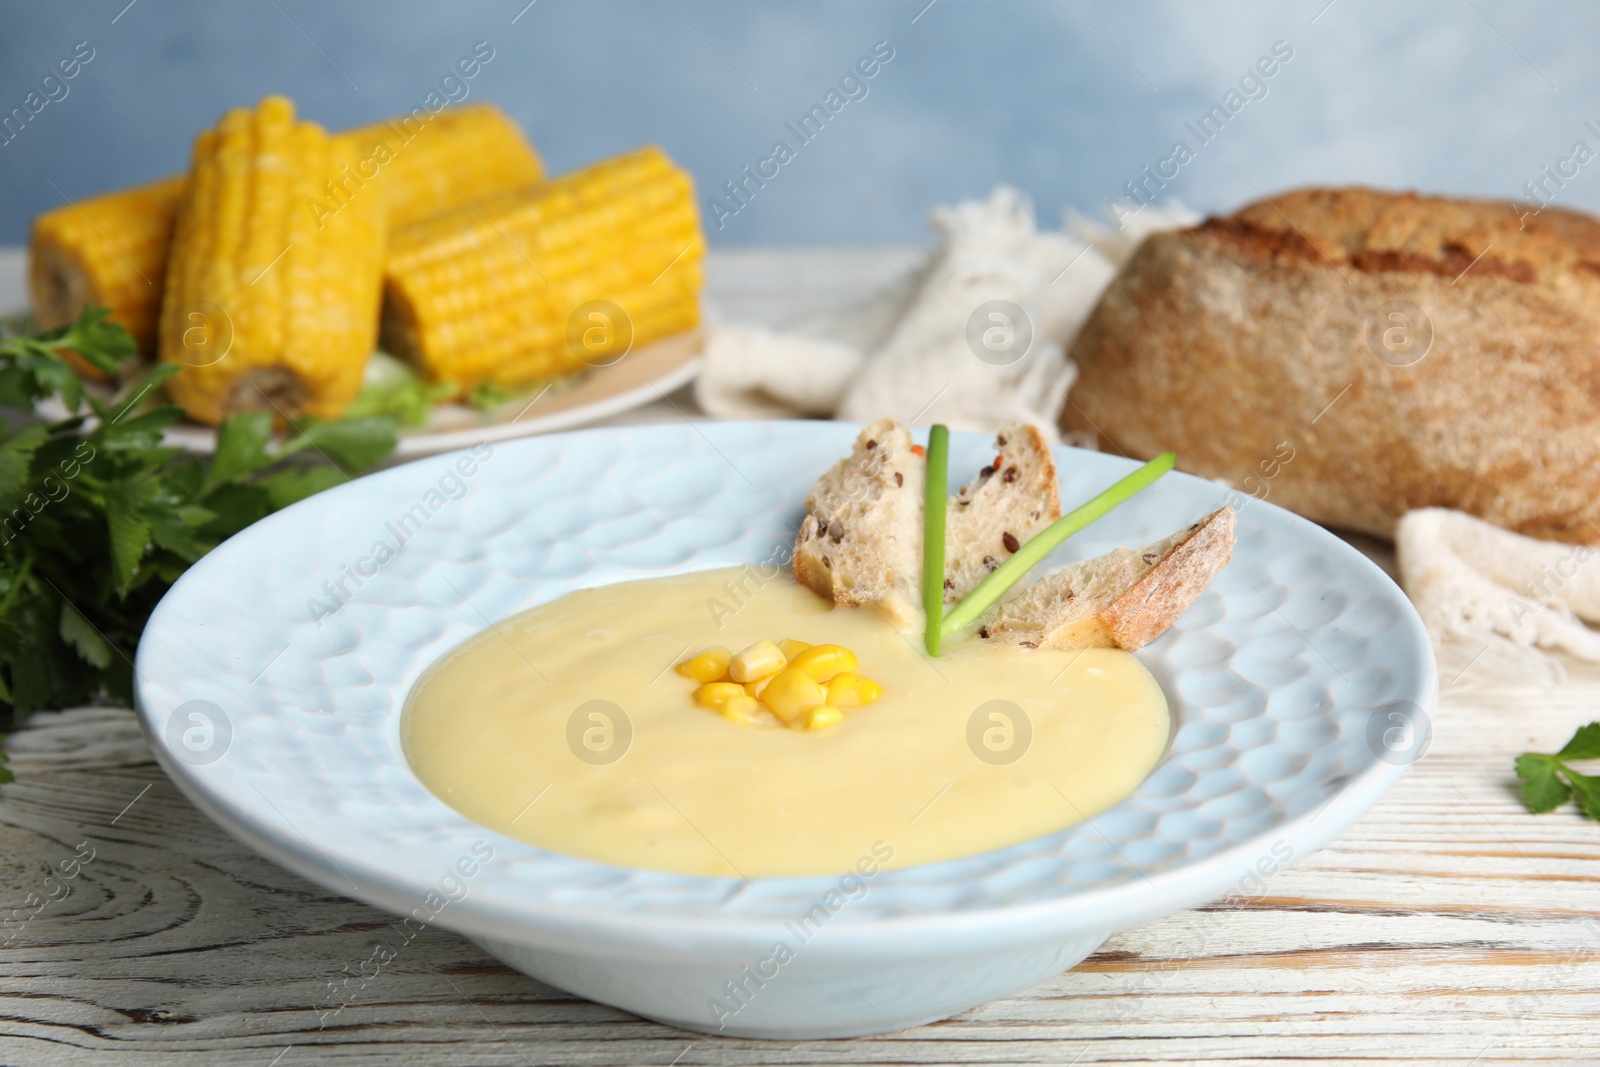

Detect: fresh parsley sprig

[0,306,136,413]
[1515,722,1600,819]
[0,307,398,742]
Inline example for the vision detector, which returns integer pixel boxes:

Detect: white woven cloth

[1397,508,1600,680]
[696,187,1196,437]
[696,188,1600,671]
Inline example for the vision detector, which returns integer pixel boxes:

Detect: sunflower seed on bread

[978,506,1236,650]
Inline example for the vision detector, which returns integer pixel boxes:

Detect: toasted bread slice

[944,422,1061,604]
[793,420,1060,627]
[980,506,1236,650]
[793,419,927,627]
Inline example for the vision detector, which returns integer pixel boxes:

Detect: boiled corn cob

[28,176,184,363]
[341,103,543,228]
[27,102,542,359]
[381,145,704,391]
[158,96,386,425]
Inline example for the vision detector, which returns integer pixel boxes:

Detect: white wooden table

[3,249,1599,1065]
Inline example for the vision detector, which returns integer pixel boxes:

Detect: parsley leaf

[50,305,138,378]
[0,424,49,505]
[345,352,455,427]
[1515,753,1572,814]
[465,381,513,410]
[101,471,160,594]
[1516,722,1600,821]
[258,465,348,509]
[210,411,275,485]
[1565,769,1600,821]
[283,417,397,473]
[1556,722,1600,761]
[58,601,112,670]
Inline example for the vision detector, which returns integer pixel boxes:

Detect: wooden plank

[2,668,1599,1064]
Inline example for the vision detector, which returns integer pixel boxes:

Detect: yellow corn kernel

[676,647,730,683]
[693,682,746,711]
[789,644,858,683]
[719,694,764,725]
[778,638,811,660]
[795,705,844,731]
[729,639,786,683]
[744,676,774,700]
[825,673,883,708]
[758,668,827,724]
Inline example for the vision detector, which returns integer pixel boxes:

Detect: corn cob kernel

[789,644,858,683]
[824,673,883,708]
[693,682,746,711]
[744,676,774,700]
[718,694,764,725]
[795,706,844,731]
[676,646,730,683]
[158,96,387,425]
[778,638,811,660]
[729,640,786,683]
[757,668,827,724]
[382,145,704,393]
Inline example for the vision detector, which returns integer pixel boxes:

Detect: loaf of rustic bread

[1063,187,1600,543]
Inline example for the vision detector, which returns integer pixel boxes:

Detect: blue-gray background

[0,0,1592,246]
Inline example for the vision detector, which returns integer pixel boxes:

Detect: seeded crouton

[792,419,927,628]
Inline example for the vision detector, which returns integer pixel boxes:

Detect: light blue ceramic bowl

[134,421,1436,1038]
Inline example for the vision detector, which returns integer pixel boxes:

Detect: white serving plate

[32,332,703,458]
[169,332,702,458]
[133,421,1436,1038]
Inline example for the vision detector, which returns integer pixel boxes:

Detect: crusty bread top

[1204,186,1600,285]
[1098,506,1236,649]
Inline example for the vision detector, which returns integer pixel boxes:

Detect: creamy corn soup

[403,567,1170,877]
